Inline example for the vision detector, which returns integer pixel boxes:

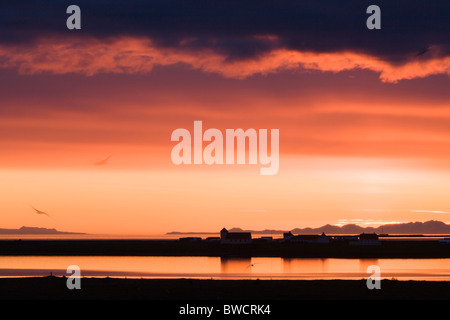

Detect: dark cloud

[0,0,449,63]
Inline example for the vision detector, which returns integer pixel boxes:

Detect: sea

[1,233,450,280]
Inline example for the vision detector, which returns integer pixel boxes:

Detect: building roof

[220,228,228,233]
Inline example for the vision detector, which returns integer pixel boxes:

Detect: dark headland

[2,237,450,258]
[0,226,85,235]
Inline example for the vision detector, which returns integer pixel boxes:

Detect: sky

[0,1,449,235]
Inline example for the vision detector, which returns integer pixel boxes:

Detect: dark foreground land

[1,277,450,300]
[2,239,450,258]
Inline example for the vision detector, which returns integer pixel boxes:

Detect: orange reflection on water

[1,256,450,280]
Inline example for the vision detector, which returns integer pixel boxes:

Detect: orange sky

[1,35,450,235]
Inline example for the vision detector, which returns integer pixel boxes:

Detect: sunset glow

[1,1,449,236]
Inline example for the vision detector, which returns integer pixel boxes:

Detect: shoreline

[1,276,450,300]
[2,239,450,258]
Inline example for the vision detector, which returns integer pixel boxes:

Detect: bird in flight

[416,46,430,57]
[94,155,112,166]
[31,205,50,217]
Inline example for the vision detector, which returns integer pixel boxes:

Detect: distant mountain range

[231,220,450,235]
[0,226,85,235]
[168,220,450,235]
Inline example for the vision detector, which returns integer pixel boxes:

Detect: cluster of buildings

[180,228,381,245]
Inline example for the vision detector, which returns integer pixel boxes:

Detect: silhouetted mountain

[0,226,84,234]
[227,220,450,235]
[375,220,450,234]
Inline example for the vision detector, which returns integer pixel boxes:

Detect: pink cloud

[0,36,449,82]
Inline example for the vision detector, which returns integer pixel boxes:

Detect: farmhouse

[220,228,252,244]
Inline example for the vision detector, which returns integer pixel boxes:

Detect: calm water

[2,256,450,280]
[2,234,450,281]
[0,234,190,240]
[0,233,446,240]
